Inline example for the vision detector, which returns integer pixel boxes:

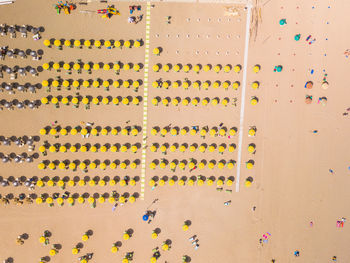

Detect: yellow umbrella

[182,98,189,106]
[79,163,86,170]
[150,257,157,263]
[111,129,118,135]
[122,97,129,105]
[58,162,66,169]
[252,82,259,89]
[212,98,219,106]
[178,179,185,186]
[61,80,69,88]
[133,64,140,71]
[94,40,101,48]
[51,97,58,104]
[42,80,49,87]
[227,162,234,169]
[253,65,260,73]
[124,40,131,48]
[46,197,53,204]
[246,162,254,169]
[74,40,81,47]
[98,196,105,203]
[67,197,74,203]
[121,128,128,135]
[88,197,95,204]
[57,197,64,205]
[213,81,220,89]
[188,179,194,186]
[64,40,71,47]
[224,65,231,72]
[191,98,199,106]
[69,163,76,170]
[233,65,241,73]
[179,145,186,152]
[173,64,180,72]
[39,236,46,243]
[217,179,224,186]
[193,64,200,72]
[129,179,136,186]
[53,63,60,70]
[49,249,56,256]
[92,97,99,104]
[84,40,91,47]
[226,179,233,186]
[248,145,255,153]
[83,64,90,71]
[123,259,129,263]
[48,163,56,170]
[101,128,108,135]
[78,180,86,186]
[251,98,258,105]
[36,180,44,187]
[100,162,107,170]
[108,196,115,203]
[54,39,61,47]
[199,145,206,152]
[152,64,159,72]
[43,39,51,47]
[82,80,90,87]
[123,64,130,71]
[62,63,70,71]
[42,63,50,70]
[114,40,121,48]
[72,80,79,88]
[249,128,256,136]
[111,246,118,253]
[208,162,215,169]
[183,65,190,72]
[159,179,165,186]
[203,64,211,72]
[36,197,43,204]
[52,80,59,88]
[162,244,169,251]
[182,224,189,231]
[70,146,77,152]
[93,64,100,70]
[78,196,85,203]
[102,97,109,105]
[222,98,229,106]
[207,179,214,186]
[245,180,252,187]
[151,232,158,239]
[202,81,209,89]
[104,40,111,48]
[72,248,79,254]
[153,47,160,55]
[72,97,79,104]
[41,97,48,104]
[123,233,130,240]
[214,65,221,73]
[113,64,120,71]
[59,145,67,152]
[168,179,175,186]
[132,81,140,88]
[197,179,204,185]
[163,64,170,72]
[82,97,89,105]
[222,81,230,90]
[103,64,110,71]
[73,63,81,71]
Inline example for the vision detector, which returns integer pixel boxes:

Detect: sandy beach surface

[0,0,349,262]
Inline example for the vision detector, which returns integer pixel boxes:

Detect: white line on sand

[140,1,151,200]
[235,2,252,193]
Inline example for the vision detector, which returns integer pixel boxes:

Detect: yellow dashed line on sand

[140,1,151,200]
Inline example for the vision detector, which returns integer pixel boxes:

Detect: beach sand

[0,0,349,262]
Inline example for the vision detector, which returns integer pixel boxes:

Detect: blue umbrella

[142,214,149,221]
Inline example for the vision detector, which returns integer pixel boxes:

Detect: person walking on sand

[294,250,300,257]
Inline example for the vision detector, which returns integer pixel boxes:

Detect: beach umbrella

[199,145,206,152]
[149,179,156,186]
[213,81,220,89]
[214,65,221,73]
[108,196,115,203]
[36,180,44,187]
[123,233,130,240]
[92,97,99,105]
[38,162,46,170]
[46,197,53,204]
[163,64,170,72]
[246,162,254,169]
[245,180,252,187]
[227,162,234,169]
[111,246,118,253]
[102,97,109,105]
[253,65,260,73]
[36,197,43,204]
[49,249,57,256]
[100,162,107,170]
[70,146,77,152]
[233,65,241,73]
[72,97,79,104]
[248,145,255,153]
[42,63,50,70]
[84,40,91,47]
[248,128,256,136]
[78,196,85,203]
[103,64,110,71]
[53,63,60,70]
[162,243,169,251]
[42,80,49,87]
[39,236,46,243]
[133,64,140,72]
[226,179,233,186]
[152,81,159,88]
[203,64,211,72]
[150,257,157,263]
[122,97,129,105]
[123,64,130,71]
[182,224,189,231]
[123,259,129,263]
[208,162,215,169]
[104,40,111,48]
[169,179,175,186]
[222,81,230,89]
[43,39,51,47]
[68,180,75,187]
[74,40,81,47]
[79,163,86,170]
[69,163,76,170]
[224,65,231,72]
[57,197,64,205]
[217,179,224,186]
[198,161,205,169]
[54,39,61,47]
[152,64,159,72]
[124,40,131,48]
[49,145,57,152]
[73,63,81,71]
[94,40,101,48]
[202,81,209,89]
[93,64,100,71]
[153,48,160,55]
[252,82,259,89]
[64,40,71,47]
[52,80,59,88]
[78,180,86,186]
[182,98,189,106]
[72,248,79,255]
[183,65,190,72]
[100,128,107,135]
[51,97,58,104]
[88,197,95,204]
[67,197,74,204]
[250,98,258,105]
[98,196,105,203]
[114,40,121,48]
[191,98,199,106]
